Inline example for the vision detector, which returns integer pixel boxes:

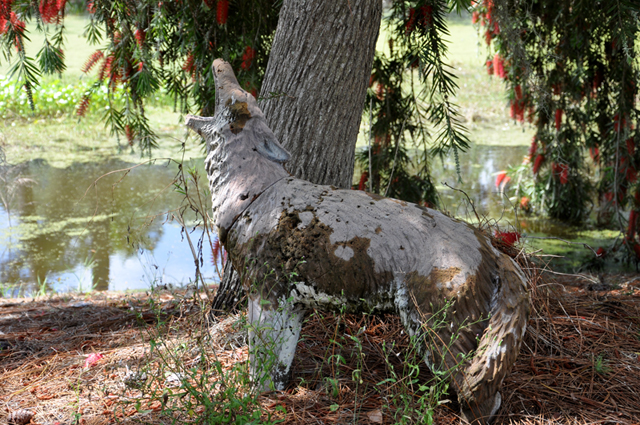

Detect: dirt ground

[1,270,640,425]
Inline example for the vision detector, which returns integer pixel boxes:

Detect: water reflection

[435,144,526,219]
[1,142,602,297]
[0,158,215,297]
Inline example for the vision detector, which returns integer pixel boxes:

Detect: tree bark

[212,0,382,314]
[260,0,382,189]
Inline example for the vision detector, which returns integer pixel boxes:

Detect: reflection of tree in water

[0,158,191,293]
[434,144,529,217]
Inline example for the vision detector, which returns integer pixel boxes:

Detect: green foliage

[0,0,280,153]
[593,353,612,375]
[473,0,640,230]
[357,0,473,207]
[0,1,475,208]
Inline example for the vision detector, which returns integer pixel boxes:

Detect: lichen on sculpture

[186,59,531,425]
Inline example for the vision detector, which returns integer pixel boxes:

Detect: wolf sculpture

[186,59,530,424]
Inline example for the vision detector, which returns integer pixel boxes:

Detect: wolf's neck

[205,126,289,236]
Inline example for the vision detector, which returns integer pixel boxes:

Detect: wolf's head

[185,59,291,241]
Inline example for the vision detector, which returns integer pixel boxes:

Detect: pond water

[0,158,220,297]
[0,143,613,298]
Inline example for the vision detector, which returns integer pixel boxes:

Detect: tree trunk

[260,0,382,189]
[211,0,382,314]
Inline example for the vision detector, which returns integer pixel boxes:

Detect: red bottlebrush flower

[406,7,417,33]
[495,171,510,188]
[526,106,536,123]
[595,247,605,257]
[634,243,640,260]
[137,61,144,72]
[559,165,569,185]
[471,11,479,24]
[420,5,433,26]
[81,50,103,73]
[87,1,95,13]
[76,95,90,117]
[627,138,635,156]
[514,84,522,100]
[552,83,561,95]
[9,11,25,34]
[376,82,385,100]
[495,231,521,248]
[97,55,113,82]
[533,154,545,175]
[555,108,563,130]
[484,29,492,46]
[39,0,61,24]
[134,28,145,47]
[589,146,600,162]
[614,114,627,133]
[528,139,537,158]
[369,73,375,87]
[124,125,134,145]
[212,237,221,262]
[493,53,506,78]
[105,57,121,87]
[519,197,530,211]
[627,166,637,183]
[216,0,229,25]
[604,192,613,202]
[516,105,525,122]
[486,59,494,75]
[0,0,11,17]
[511,87,525,122]
[358,172,369,191]
[240,45,256,70]
[84,353,104,368]
[182,52,195,76]
[493,20,499,35]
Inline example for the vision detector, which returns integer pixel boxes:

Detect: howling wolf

[186,59,530,424]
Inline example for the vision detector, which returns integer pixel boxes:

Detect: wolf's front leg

[247,295,306,391]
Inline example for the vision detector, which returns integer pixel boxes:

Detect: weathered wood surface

[187,59,531,425]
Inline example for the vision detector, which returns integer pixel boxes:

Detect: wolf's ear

[256,135,290,164]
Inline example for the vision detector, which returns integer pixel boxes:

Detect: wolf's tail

[459,254,530,424]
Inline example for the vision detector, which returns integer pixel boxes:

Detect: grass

[1,106,202,167]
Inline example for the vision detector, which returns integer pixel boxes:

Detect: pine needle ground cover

[1,270,639,425]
